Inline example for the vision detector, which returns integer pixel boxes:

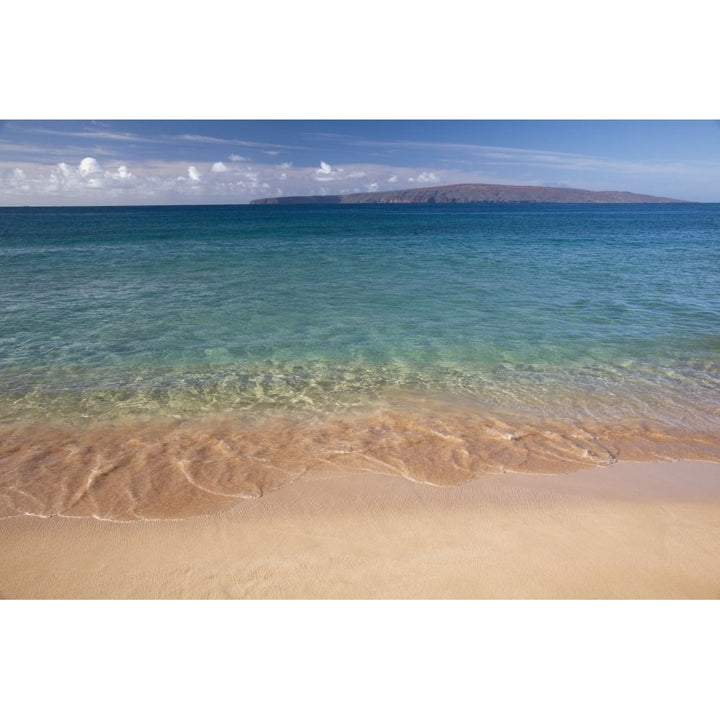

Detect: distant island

[250,182,688,205]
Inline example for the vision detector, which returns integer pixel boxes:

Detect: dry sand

[1,460,719,599]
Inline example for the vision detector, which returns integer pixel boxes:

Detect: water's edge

[3,407,719,521]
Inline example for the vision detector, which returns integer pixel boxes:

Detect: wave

[2,404,719,521]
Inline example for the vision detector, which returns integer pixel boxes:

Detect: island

[250,182,688,205]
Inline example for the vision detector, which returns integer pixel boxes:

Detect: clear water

[2,203,719,422]
[2,203,719,518]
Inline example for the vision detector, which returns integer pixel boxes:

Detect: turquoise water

[2,203,720,425]
[3,203,720,518]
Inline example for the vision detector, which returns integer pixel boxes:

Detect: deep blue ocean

[1,203,720,426]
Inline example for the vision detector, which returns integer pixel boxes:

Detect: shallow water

[1,203,719,518]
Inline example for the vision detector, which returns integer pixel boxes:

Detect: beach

[2,459,718,599]
[2,203,720,599]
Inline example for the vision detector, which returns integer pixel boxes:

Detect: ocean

[2,203,719,519]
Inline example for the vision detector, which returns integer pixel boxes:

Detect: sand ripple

[1,408,719,520]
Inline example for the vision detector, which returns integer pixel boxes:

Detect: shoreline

[3,408,720,522]
[2,459,719,599]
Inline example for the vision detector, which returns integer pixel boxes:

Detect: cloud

[347,136,716,180]
[228,154,248,162]
[171,134,301,153]
[3,152,713,205]
[314,161,346,181]
[8,167,30,192]
[408,171,439,184]
[0,157,480,205]
[21,126,156,143]
[176,134,231,145]
[0,157,143,200]
[78,157,103,177]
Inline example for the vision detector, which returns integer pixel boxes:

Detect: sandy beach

[1,459,718,599]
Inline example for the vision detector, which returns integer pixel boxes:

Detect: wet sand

[3,408,720,521]
[1,460,719,599]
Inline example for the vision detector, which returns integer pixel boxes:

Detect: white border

[4,2,718,118]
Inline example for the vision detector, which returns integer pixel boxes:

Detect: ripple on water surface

[2,204,720,519]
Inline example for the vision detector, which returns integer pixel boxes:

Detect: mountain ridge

[250,182,689,205]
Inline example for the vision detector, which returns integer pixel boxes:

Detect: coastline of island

[250,182,690,205]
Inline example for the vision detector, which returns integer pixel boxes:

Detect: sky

[2,120,720,206]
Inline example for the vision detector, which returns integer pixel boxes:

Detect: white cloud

[1,157,141,199]
[8,168,30,192]
[408,171,439,184]
[176,134,230,144]
[315,160,348,182]
[6,152,705,205]
[22,126,154,144]
[79,157,103,177]
[1,158,472,205]
[228,154,248,162]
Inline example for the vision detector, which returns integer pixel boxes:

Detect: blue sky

[2,120,720,205]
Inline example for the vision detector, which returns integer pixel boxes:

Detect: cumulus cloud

[7,167,30,193]
[0,157,145,201]
[408,171,439,184]
[78,157,103,177]
[228,154,248,162]
[0,157,481,206]
[315,161,348,181]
